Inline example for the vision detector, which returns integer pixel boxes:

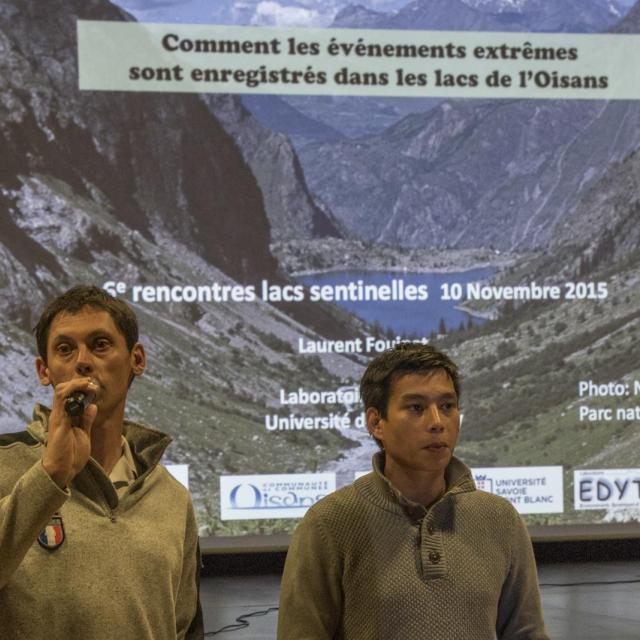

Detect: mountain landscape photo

[1,0,639,534]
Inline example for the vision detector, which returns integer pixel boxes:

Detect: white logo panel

[472,466,564,514]
[220,473,336,520]
[574,469,640,510]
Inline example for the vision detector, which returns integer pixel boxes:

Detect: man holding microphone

[0,285,203,639]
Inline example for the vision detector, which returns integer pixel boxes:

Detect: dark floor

[201,560,640,639]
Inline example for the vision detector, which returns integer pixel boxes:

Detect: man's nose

[75,345,93,375]
[425,405,444,431]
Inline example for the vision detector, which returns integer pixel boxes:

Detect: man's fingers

[50,378,99,430]
[82,403,98,436]
[53,377,96,400]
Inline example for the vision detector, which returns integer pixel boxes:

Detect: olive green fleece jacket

[0,404,203,640]
[278,453,549,640]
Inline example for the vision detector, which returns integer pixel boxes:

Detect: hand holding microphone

[43,378,99,488]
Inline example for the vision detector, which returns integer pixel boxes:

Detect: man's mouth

[424,442,448,450]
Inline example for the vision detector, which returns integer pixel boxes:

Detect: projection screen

[2,0,640,548]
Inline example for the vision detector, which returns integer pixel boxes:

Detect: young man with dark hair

[278,343,548,640]
[0,285,203,639]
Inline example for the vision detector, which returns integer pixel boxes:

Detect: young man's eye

[55,343,72,355]
[408,404,423,413]
[93,339,111,351]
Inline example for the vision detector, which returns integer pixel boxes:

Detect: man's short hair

[360,342,461,420]
[34,285,138,363]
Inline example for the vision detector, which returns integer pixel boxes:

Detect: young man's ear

[366,407,384,442]
[35,358,52,386]
[130,343,146,378]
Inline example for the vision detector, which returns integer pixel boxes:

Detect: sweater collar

[360,451,476,519]
[27,403,172,474]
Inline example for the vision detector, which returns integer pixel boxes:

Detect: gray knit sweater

[278,453,548,639]
[0,404,203,640]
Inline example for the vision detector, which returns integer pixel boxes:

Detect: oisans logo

[229,483,327,510]
[220,473,336,521]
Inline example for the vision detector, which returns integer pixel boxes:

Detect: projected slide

[2,0,640,538]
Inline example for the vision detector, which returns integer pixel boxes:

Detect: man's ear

[35,357,52,386]
[130,343,146,378]
[366,407,384,442]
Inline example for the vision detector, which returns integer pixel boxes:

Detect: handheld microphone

[64,390,96,419]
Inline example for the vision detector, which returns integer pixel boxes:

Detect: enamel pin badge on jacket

[38,513,65,551]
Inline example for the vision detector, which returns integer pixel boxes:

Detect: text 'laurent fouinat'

[298,336,429,354]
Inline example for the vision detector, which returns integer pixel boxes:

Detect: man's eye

[55,344,72,355]
[408,404,423,413]
[94,339,111,351]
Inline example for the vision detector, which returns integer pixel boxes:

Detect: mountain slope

[0,0,365,537]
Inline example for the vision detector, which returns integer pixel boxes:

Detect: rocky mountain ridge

[202,94,343,242]
[295,1,640,251]
[297,96,640,250]
[334,0,628,31]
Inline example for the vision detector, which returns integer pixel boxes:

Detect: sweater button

[427,524,434,535]
[429,551,441,564]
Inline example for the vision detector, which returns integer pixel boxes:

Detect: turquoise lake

[298,267,495,337]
